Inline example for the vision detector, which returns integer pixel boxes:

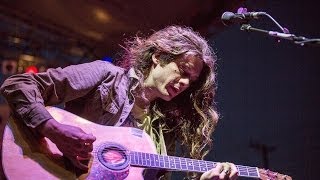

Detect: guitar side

[2,106,158,180]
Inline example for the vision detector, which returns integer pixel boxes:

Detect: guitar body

[2,107,158,180]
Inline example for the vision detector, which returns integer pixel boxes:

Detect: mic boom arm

[240,24,320,46]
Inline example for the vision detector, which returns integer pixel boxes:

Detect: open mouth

[167,85,178,97]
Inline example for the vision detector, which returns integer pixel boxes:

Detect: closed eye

[179,67,189,77]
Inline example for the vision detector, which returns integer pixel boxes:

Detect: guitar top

[2,107,292,180]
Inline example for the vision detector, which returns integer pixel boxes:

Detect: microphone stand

[240,24,320,47]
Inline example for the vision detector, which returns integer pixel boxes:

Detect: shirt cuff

[24,103,54,128]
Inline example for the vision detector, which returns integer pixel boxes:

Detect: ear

[151,54,160,65]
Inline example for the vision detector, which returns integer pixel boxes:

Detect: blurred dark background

[0,0,319,179]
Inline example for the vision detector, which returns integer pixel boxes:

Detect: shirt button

[120,119,123,122]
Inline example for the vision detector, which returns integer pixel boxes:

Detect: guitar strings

[92,147,259,175]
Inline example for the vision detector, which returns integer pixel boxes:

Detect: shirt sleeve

[0,60,116,128]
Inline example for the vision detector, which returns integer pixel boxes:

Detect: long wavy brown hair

[119,26,219,162]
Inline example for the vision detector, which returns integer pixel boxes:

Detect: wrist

[36,118,60,137]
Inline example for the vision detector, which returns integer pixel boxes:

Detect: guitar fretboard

[129,151,260,178]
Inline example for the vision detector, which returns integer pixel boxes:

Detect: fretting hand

[200,162,238,180]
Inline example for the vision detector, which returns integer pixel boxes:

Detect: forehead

[176,53,203,71]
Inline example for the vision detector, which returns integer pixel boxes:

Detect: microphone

[221,11,265,26]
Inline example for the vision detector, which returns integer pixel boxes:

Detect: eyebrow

[181,62,200,81]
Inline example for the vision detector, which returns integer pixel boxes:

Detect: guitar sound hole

[102,150,126,165]
[97,142,129,171]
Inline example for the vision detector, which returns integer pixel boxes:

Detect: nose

[178,77,190,88]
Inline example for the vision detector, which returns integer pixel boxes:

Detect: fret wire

[193,159,200,171]
[247,168,250,175]
[205,161,215,170]
[169,156,175,169]
[133,152,136,164]
[248,167,259,177]
[235,165,259,177]
[174,156,181,170]
[164,155,169,168]
[205,160,209,172]
[130,152,259,178]
[159,154,164,168]
[140,152,144,166]
[129,152,133,164]
[132,152,135,165]
[187,158,194,171]
[255,167,260,178]
[155,154,160,167]
[236,165,257,169]
[236,165,259,177]
[129,152,132,163]
[181,157,187,170]
[137,152,140,165]
[198,159,202,171]
[146,152,150,166]
[135,152,138,165]
[236,165,250,176]
[150,153,155,167]
[134,152,137,165]
[199,160,207,172]
[143,152,146,165]
[154,154,158,167]
[131,152,134,165]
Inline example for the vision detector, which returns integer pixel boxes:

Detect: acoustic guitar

[2,107,292,179]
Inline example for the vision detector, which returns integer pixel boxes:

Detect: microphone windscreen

[221,12,235,26]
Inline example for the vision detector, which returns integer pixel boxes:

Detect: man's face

[146,53,204,101]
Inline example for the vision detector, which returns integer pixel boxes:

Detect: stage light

[102,56,113,63]
[93,8,111,23]
[25,66,38,73]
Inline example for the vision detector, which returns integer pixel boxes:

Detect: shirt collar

[128,67,140,91]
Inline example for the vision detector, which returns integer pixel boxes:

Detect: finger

[200,163,222,180]
[74,142,84,149]
[66,155,88,171]
[82,133,96,143]
[219,162,231,180]
[62,144,88,157]
[201,169,213,180]
[59,146,78,157]
[82,143,94,152]
[77,153,92,160]
[69,156,89,171]
[219,170,227,180]
[222,162,231,172]
[229,164,239,180]
[74,141,90,150]
[214,163,224,174]
[78,151,92,158]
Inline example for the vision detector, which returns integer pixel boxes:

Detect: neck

[134,66,158,108]
[133,86,156,109]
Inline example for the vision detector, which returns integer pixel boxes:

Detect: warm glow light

[13,37,21,44]
[20,54,35,62]
[86,30,104,40]
[25,66,38,73]
[93,8,111,23]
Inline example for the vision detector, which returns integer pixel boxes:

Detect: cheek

[161,68,177,81]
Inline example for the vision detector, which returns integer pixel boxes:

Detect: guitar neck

[129,151,260,179]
